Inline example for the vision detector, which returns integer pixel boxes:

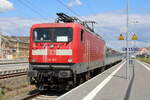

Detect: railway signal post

[118,34,129,79]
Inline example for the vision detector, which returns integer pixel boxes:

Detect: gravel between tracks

[0,75,36,100]
[0,75,66,100]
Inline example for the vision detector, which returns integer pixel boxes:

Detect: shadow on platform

[124,66,135,100]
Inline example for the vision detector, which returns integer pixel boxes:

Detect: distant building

[0,33,29,59]
[106,47,119,56]
[138,47,150,54]
[137,47,150,57]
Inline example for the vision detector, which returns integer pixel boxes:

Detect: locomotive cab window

[33,28,73,42]
[81,30,84,42]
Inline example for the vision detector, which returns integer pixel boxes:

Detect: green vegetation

[137,57,150,63]
[0,88,5,100]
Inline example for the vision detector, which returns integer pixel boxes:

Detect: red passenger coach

[28,13,105,90]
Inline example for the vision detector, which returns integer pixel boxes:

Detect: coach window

[81,30,84,42]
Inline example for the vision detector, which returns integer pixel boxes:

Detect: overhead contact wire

[56,0,85,21]
[17,0,48,20]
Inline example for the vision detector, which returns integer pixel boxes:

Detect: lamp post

[126,0,129,80]
[0,32,2,59]
[118,0,139,80]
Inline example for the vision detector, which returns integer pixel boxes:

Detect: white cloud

[106,40,150,52]
[0,17,51,36]
[67,0,82,7]
[0,0,14,12]
[83,12,150,49]
[0,11,149,50]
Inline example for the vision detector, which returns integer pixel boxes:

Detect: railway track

[0,63,29,77]
[0,61,28,65]
[0,72,27,79]
[22,91,41,100]
[23,94,58,100]
[22,90,61,100]
[0,59,28,65]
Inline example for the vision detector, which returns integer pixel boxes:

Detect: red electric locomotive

[28,13,105,90]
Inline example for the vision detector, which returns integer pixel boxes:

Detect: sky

[0,0,150,50]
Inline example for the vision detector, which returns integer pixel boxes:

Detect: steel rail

[0,72,27,79]
[21,91,41,100]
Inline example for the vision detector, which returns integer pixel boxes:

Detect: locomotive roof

[31,22,104,40]
[31,22,84,28]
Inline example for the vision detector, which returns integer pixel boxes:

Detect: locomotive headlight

[68,58,72,63]
[32,59,36,62]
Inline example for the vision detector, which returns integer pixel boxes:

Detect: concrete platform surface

[57,60,150,100]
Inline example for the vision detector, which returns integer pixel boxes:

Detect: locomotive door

[86,40,90,69]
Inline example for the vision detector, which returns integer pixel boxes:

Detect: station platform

[57,60,150,100]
